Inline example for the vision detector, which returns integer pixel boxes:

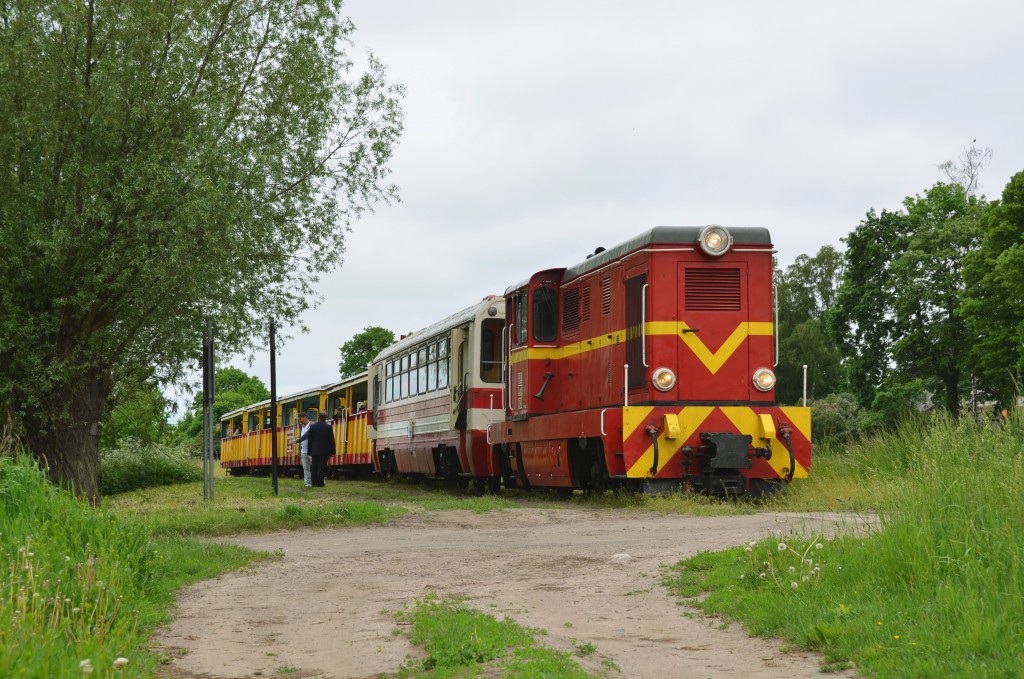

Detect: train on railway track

[220,225,811,496]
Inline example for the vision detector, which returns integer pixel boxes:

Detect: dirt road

[158,508,868,678]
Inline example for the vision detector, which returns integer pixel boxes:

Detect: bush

[809,392,864,442]
[101,438,202,495]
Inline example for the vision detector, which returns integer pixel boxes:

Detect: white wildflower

[112,657,129,670]
[79,659,93,674]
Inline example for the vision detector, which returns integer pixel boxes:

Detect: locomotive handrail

[773,285,779,367]
[600,408,607,436]
[641,283,649,367]
[624,364,629,406]
[500,323,507,411]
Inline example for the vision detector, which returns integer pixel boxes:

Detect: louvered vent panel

[562,288,580,332]
[601,277,612,315]
[580,287,591,322]
[685,268,742,311]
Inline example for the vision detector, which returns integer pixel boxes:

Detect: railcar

[367,296,505,489]
[220,372,373,477]
[489,225,810,495]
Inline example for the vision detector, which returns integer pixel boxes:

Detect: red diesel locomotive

[367,225,810,495]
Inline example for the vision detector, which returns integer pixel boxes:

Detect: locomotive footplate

[699,432,754,469]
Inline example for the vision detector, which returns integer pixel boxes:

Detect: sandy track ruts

[157,508,869,678]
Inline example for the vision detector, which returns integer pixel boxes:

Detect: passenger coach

[368,296,505,489]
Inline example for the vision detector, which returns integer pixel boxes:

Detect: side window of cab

[532,286,557,342]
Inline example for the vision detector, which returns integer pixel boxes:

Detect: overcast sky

[212,0,1024,405]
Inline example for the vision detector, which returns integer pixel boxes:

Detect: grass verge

[391,593,595,678]
[667,414,1024,677]
[0,453,276,678]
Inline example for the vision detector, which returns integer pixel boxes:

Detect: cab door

[677,262,749,401]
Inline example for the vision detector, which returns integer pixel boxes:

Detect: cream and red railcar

[220,372,373,476]
[368,297,505,488]
[489,225,811,495]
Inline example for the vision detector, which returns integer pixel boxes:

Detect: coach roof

[373,296,502,364]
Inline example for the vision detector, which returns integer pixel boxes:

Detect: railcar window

[417,348,428,395]
[532,286,558,342]
[480,318,502,383]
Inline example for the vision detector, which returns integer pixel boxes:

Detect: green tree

[176,367,270,439]
[889,182,982,415]
[775,246,845,404]
[828,209,911,410]
[0,0,404,500]
[961,171,1024,404]
[99,379,169,449]
[339,326,395,378]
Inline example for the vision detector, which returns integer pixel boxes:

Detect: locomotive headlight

[652,367,677,392]
[698,224,733,257]
[753,368,776,392]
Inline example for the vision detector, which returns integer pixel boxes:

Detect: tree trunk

[23,369,111,504]
[944,371,961,418]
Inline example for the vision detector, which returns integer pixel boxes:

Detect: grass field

[668,414,1024,677]
[6,417,1017,678]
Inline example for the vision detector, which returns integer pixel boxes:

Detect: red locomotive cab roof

[503,225,772,295]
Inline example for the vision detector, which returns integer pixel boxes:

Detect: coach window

[532,285,557,342]
[427,343,438,391]
[480,318,502,382]
[417,347,428,395]
[438,338,450,389]
[400,355,409,399]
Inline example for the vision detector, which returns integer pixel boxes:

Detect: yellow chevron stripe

[719,407,808,479]
[647,321,773,374]
[623,406,715,477]
[508,322,772,373]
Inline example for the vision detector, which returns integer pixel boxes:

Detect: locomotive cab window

[532,285,557,342]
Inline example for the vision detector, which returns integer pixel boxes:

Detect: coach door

[451,327,469,429]
[677,262,749,401]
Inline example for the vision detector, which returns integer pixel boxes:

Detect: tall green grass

[0,453,270,678]
[668,414,1024,677]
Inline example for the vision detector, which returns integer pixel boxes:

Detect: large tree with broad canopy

[0,0,404,500]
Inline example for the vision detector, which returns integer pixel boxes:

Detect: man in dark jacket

[299,411,336,487]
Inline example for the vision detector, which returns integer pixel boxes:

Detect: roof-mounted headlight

[753,368,776,392]
[698,224,732,257]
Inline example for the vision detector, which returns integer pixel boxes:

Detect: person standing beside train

[296,411,313,488]
[302,410,336,487]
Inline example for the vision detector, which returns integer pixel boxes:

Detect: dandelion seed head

[744,547,752,553]
[748,541,757,548]
[112,657,129,669]
[79,659,93,674]
[788,566,795,573]
[790,581,798,590]
[816,543,823,551]
[777,543,788,552]
[759,573,766,580]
